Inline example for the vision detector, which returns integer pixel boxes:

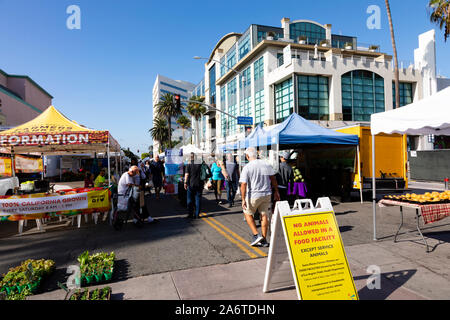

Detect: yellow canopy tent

[0,105,121,183]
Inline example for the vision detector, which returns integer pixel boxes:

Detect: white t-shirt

[118,172,135,195]
[239,159,275,199]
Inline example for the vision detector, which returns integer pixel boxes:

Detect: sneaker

[260,238,270,248]
[250,234,264,246]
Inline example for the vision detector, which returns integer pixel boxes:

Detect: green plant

[90,288,100,300]
[429,0,450,41]
[77,251,115,285]
[0,259,54,300]
[101,287,111,300]
[80,288,89,300]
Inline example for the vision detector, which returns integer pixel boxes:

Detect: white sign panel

[0,193,89,216]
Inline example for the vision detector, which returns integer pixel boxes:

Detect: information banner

[0,157,12,176]
[282,211,358,300]
[15,155,43,173]
[0,188,110,221]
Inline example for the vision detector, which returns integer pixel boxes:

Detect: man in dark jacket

[277,152,294,202]
[184,153,204,219]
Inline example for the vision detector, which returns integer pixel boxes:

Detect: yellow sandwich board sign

[263,198,358,300]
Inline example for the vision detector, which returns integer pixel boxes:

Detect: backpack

[200,162,212,181]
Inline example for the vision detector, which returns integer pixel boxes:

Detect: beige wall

[0,91,42,126]
[0,73,7,87]
[24,79,52,111]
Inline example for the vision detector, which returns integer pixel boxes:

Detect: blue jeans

[226,180,238,204]
[187,187,203,218]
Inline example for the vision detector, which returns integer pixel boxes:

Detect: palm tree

[429,0,450,41]
[155,93,183,145]
[176,115,192,145]
[385,0,400,109]
[186,95,206,148]
[149,117,169,153]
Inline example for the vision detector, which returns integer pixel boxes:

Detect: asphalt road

[1,186,449,295]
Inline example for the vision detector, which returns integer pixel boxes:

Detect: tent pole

[372,133,377,241]
[11,148,15,178]
[107,142,111,186]
[41,153,44,181]
[357,145,363,203]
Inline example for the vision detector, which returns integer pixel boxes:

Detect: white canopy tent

[180,144,208,155]
[370,86,450,240]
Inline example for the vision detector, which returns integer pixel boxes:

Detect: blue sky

[0,0,448,155]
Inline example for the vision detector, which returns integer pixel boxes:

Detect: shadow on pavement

[356,269,417,300]
[339,226,354,233]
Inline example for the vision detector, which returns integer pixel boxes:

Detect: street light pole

[193,56,246,154]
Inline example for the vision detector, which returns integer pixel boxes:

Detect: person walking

[150,154,165,200]
[210,159,224,204]
[116,166,142,227]
[277,152,294,202]
[222,153,240,208]
[184,153,205,219]
[240,147,280,247]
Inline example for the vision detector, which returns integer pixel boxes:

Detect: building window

[341,70,385,122]
[226,45,237,70]
[254,56,265,126]
[393,82,413,108]
[227,78,237,134]
[209,65,216,105]
[238,32,251,61]
[255,90,264,126]
[220,56,226,77]
[275,78,294,123]
[290,22,326,45]
[257,30,282,43]
[239,67,252,118]
[297,75,329,121]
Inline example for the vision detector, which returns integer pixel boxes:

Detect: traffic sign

[237,116,253,126]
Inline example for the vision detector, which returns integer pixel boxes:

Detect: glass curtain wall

[254,56,265,126]
[209,65,216,105]
[239,67,252,133]
[227,78,237,134]
[393,82,413,108]
[342,70,385,121]
[290,22,326,45]
[297,75,329,120]
[275,78,294,123]
[220,86,226,137]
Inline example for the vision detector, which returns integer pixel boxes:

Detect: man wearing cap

[277,151,294,202]
[240,147,280,247]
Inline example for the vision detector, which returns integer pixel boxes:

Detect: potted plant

[80,288,89,300]
[90,288,101,300]
[100,287,111,300]
[320,39,329,47]
[298,36,307,44]
[267,31,275,40]
[369,45,379,52]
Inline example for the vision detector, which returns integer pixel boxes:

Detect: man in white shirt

[118,166,140,195]
[240,147,280,247]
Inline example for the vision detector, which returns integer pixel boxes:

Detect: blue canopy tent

[236,113,362,202]
[238,124,265,150]
[240,113,359,148]
[220,142,239,152]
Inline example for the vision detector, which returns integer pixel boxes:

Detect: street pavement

[1,181,450,300]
